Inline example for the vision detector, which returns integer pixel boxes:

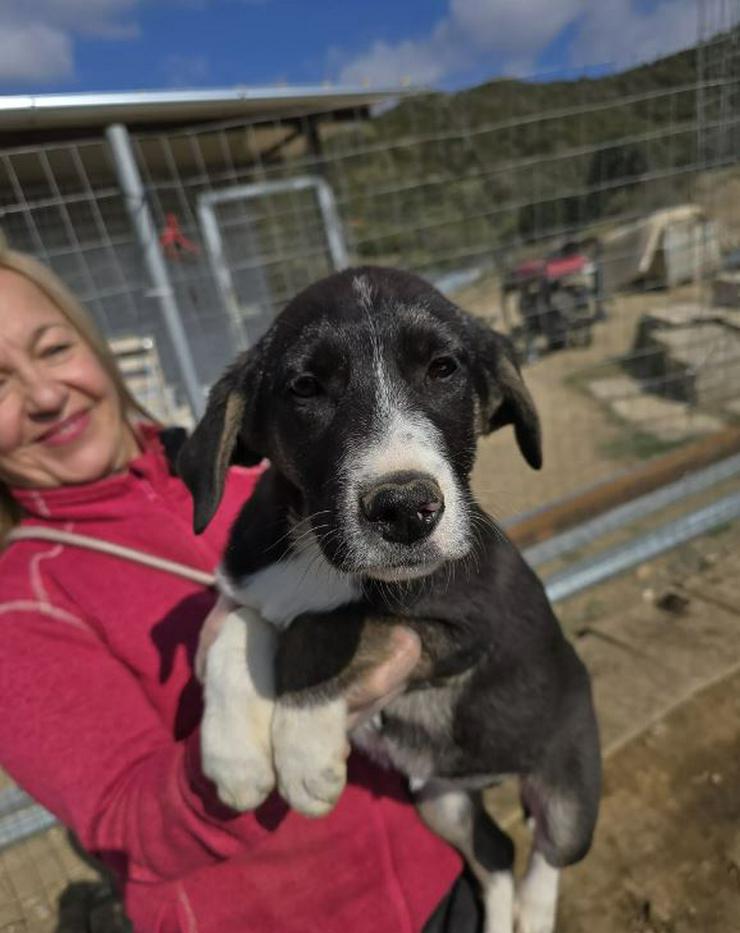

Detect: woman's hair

[0,243,154,541]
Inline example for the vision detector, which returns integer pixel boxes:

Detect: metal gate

[198,175,349,347]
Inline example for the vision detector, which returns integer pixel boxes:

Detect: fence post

[105,123,205,419]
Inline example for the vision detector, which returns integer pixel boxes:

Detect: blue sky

[0,1,699,95]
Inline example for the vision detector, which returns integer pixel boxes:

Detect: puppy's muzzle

[359,472,445,545]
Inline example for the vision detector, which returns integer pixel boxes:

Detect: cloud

[570,0,697,70]
[0,22,73,83]
[0,0,141,86]
[336,0,585,87]
[335,0,700,89]
[162,53,210,88]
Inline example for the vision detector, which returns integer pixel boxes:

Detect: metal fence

[1,19,738,515]
[1,2,740,926]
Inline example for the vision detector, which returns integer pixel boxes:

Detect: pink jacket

[0,426,459,932]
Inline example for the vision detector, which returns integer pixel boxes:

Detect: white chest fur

[218,541,361,629]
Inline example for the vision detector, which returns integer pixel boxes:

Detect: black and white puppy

[178,266,600,933]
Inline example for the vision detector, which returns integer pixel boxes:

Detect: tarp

[600,204,722,293]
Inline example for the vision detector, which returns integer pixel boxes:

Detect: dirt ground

[465,279,716,520]
[552,519,740,932]
[559,669,740,933]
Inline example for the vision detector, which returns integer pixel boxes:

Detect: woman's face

[0,269,138,489]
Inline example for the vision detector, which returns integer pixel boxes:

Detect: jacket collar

[11,423,174,522]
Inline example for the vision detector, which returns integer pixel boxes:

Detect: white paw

[201,610,277,811]
[514,853,559,933]
[201,705,275,811]
[513,902,556,933]
[272,698,349,817]
[482,870,515,933]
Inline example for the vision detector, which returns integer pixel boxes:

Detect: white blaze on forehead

[342,351,470,562]
[352,274,375,311]
[359,408,449,481]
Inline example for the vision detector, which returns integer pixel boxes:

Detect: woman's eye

[289,374,322,398]
[427,356,458,381]
[41,343,72,359]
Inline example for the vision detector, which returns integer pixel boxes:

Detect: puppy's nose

[360,472,444,545]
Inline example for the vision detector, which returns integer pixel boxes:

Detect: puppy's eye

[289,374,322,398]
[427,356,458,381]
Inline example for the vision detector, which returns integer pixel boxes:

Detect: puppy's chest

[219,549,361,627]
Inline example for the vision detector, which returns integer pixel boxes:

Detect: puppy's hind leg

[513,844,559,933]
[416,784,515,933]
[515,688,601,933]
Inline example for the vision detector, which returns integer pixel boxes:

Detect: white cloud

[336,0,585,88]
[570,0,697,70]
[338,20,463,88]
[162,53,210,88]
[0,0,141,85]
[0,22,73,83]
[335,0,700,89]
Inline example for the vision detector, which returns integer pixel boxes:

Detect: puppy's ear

[177,349,264,533]
[467,316,542,470]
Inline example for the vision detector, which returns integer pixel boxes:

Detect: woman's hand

[344,626,421,730]
[196,597,420,733]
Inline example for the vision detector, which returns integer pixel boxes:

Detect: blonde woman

[0,248,475,933]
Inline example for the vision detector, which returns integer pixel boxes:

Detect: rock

[610,393,723,441]
[713,272,740,307]
[629,305,740,407]
[587,376,637,401]
[654,589,691,615]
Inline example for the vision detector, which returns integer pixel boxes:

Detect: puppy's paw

[513,903,555,933]
[513,853,558,933]
[272,699,349,817]
[481,871,515,933]
[201,707,276,811]
[201,609,277,811]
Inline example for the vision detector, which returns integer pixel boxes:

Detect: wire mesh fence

[120,8,740,518]
[2,27,738,512]
[1,2,740,929]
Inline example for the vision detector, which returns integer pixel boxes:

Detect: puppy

[178,266,600,933]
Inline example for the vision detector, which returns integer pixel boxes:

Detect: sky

[0,0,701,96]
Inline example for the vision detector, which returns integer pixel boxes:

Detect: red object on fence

[159,212,200,260]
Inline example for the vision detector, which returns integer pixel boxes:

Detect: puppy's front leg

[201,608,277,811]
[271,610,396,817]
[272,695,350,818]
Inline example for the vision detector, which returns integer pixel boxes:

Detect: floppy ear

[467,316,542,470]
[177,349,264,533]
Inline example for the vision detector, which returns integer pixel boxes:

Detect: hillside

[317,36,738,271]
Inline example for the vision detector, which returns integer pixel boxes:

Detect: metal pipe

[105,123,205,418]
[544,491,740,603]
[525,452,740,568]
[0,801,55,851]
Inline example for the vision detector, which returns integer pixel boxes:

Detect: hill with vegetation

[317,36,738,272]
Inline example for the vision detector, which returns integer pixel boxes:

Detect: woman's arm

[0,596,423,885]
[0,604,266,883]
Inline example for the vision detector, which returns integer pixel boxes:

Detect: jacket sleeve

[0,601,272,883]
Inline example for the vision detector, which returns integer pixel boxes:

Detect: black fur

[179,265,601,876]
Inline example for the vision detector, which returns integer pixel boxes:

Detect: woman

[0,247,467,932]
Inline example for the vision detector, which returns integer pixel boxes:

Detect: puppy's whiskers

[266,509,329,554]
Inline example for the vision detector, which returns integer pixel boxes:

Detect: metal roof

[0,85,410,135]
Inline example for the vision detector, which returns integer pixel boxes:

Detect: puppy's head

[178,267,540,580]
